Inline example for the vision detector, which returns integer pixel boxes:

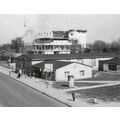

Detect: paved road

[0,72,67,107]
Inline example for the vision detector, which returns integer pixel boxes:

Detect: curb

[0,71,71,107]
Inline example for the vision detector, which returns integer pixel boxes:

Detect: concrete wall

[55,63,92,81]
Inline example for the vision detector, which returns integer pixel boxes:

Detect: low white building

[32,60,92,81]
[99,57,120,72]
[31,53,118,70]
[55,62,92,81]
[69,58,112,70]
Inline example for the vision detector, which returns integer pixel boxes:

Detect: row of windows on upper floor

[32,45,71,50]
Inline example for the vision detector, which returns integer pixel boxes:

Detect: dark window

[109,64,117,71]
[80,70,85,76]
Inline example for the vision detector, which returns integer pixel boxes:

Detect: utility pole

[23,16,27,78]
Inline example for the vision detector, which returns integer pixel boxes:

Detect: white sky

[0,14,120,44]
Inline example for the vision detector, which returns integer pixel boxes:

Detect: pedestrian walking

[17,71,20,78]
[72,92,76,101]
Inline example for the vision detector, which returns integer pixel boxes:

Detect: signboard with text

[44,64,53,72]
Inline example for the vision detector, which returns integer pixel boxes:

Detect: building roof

[69,29,87,33]
[15,55,32,61]
[32,60,92,70]
[30,52,120,61]
[102,57,120,65]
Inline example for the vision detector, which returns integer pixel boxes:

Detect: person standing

[17,71,20,78]
[19,69,22,77]
[72,92,76,101]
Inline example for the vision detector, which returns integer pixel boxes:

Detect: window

[80,70,85,76]
[36,46,38,49]
[109,64,117,71]
[64,71,70,78]
[39,46,42,50]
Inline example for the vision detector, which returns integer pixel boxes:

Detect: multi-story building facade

[31,38,71,54]
[26,29,87,54]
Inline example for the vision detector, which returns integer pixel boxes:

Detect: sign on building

[44,64,53,72]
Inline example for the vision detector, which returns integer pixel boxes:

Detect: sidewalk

[1,65,120,107]
[0,66,91,107]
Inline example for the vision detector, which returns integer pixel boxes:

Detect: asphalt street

[0,72,67,107]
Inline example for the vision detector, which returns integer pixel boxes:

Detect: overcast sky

[0,14,120,44]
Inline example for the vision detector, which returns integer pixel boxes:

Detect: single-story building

[15,55,32,75]
[99,57,120,72]
[32,60,92,81]
[30,52,118,70]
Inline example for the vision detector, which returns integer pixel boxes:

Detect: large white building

[26,30,87,54]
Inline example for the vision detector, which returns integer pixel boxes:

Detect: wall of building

[44,51,54,54]
[27,30,87,55]
[59,57,112,70]
[102,64,120,72]
[94,58,112,70]
[31,39,72,54]
[32,61,43,65]
[55,63,92,81]
[69,30,87,48]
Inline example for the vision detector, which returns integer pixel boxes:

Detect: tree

[110,39,120,53]
[92,40,109,53]
[11,37,24,53]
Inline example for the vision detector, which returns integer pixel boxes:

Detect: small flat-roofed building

[99,57,120,72]
[32,60,92,81]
